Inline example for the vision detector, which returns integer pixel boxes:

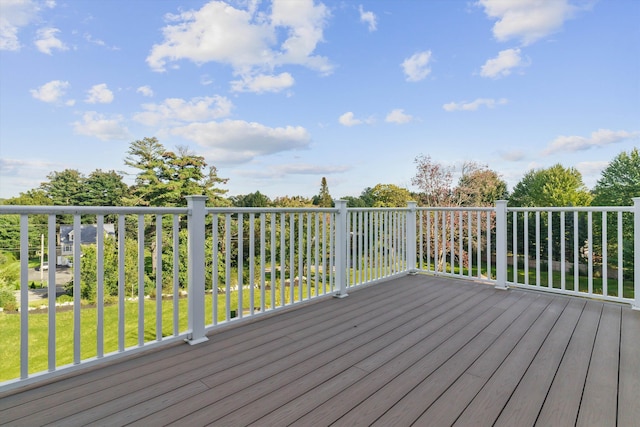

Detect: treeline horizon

[0,137,638,210]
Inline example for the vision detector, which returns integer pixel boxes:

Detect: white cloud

[544,129,640,155]
[73,111,130,141]
[34,27,67,54]
[136,85,154,97]
[443,98,508,112]
[170,119,311,164]
[477,0,578,46]
[0,157,53,174]
[385,109,413,124]
[359,5,377,32]
[402,50,432,82]
[85,83,114,104]
[30,79,70,103]
[0,157,58,198]
[83,32,118,50]
[0,0,48,51]
[339,112,360,127]
[133,96,233,127]
[480,48,527,78]
[230,72,294,93]
[146,0,332,92]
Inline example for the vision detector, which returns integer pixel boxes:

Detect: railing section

[415,206,498,283]
[1,198,638,390]
[413,199,639,308]
[345,207,411,288]
[507,205,637,305]
[0,205,189,388]
[203,206,338,327]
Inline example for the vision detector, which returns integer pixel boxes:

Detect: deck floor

[1,275,639,426]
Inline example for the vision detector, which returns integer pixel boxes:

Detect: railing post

[633,197,640,311]
[495,200,508,290]
[407,202,418,275]
[186,195,209,344]
[334,200,348,298]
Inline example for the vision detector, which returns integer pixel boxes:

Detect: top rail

[0,205,188,215]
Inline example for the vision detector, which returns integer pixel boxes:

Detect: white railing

[0,197,638,391]
[507,204,639,305]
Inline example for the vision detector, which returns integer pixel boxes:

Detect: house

[57,224,115,266]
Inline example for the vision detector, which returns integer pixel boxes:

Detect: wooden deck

[1,275,639,426]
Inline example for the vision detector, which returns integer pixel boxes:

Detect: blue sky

[1,0,638,201]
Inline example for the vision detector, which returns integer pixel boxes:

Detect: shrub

[0,286,17,311]
[56,294,73,304]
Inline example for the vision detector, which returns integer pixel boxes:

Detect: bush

[0,286,17,311]
[56,294,73,304]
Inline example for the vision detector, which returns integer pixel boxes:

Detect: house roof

[59,224,115,244]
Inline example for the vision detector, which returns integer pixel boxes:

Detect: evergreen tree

[124,137,228,207]
[314,177,333,207]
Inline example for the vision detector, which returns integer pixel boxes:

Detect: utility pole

[40,234,45,284]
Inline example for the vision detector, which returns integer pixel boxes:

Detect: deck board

[576,304,621,427]
[0,274,637,427]
[618,307,640,426]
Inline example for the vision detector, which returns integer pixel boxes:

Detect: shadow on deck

[1,274,639,426]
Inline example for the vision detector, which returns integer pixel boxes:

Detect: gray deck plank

[618,307,640,427]
[493,299,598,426]
[371,292,549,426]
[0,275,633,427]
[332,304,509,426]
[245,286,497,426]
[219,288,508,425]
[451,297,583,426]
[534,301,602,427]
[135,281,493,426]
[290,288,511,426]
[576,303,621,427]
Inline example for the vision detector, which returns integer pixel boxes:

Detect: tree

[343,187,376,207]
[83,170,129,207]
[2,189,52,206]
[69,237,144,302]
[509,164,592,207]
[313,177,333,207]
[592,148,640,206]
[509,164,592,264]
[411,155,454,207]
[368,184,413,207]
[343,196,366,208]
[40,169,85,206]
[158,146,229,207]
[591,148,640,278]
[411,156,505,274]
[455,162,507,207]
[230,191,271,207]
[124,138,228,207]
[2,190,52,258]
[272,196,314,207]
